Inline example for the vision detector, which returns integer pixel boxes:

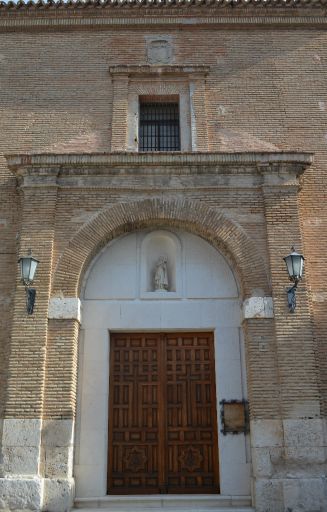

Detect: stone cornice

[1,12,327,29]
[109,65,210,77]
[6,152,313,189]
[6,151,313,175]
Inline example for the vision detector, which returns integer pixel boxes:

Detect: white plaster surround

[75,228,251,499]
[242,297,274,319]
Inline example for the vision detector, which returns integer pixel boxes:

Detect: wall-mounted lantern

[18,250,39,315]
[283,246,305,313]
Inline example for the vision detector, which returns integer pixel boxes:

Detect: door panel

[108,334,160,493]
[165,333,219,493]
[108,332,219,494]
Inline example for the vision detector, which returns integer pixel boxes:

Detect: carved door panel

[108,332,219,494]
[165,333,219,493]
[108,333,161,494]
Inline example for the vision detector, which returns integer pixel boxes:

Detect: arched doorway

[74,228,250,499]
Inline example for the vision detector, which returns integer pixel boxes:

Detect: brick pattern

[4,181,58,418]
[44,319,79,419]
[0,184,18,419]
[0,13,326,424]
[243,319,280,419]
[189,75,208,151]
[110,74,129,152]
[263,184,320,417]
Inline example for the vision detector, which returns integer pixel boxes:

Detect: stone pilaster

[189,72,209,151]
[261,163,320,419]
[0,167,59,510]
[251,163,327,512]
[4,169,59,418]
[110,72,129,152]
[41,302,81,511]
[242,318,280,420]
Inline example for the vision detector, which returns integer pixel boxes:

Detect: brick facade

[0,2,326,511]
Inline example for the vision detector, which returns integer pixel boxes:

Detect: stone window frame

[129,86,189,152]
[109,65,210,152]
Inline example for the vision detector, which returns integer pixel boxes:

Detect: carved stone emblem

[124,447,147,472]
[179,446,203,472]
[146,39,173,65]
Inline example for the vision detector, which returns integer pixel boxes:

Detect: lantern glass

[284,248,304,282]
[19,255,39,285]
[29,258,39,282]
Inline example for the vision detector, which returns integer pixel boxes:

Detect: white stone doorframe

[72,229,266,501]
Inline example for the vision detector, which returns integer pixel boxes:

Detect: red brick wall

[0,9,326,417]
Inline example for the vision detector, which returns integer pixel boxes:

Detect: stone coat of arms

[146,39,173,65]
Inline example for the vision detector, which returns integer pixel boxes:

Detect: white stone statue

[154,256,169,291]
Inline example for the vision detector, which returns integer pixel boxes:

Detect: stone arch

[52,197,270,298]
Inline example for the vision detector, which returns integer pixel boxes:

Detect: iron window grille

[139,102,181,152]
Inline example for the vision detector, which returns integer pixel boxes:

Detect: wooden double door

[108,332,220,494]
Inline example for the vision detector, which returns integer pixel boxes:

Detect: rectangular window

[139,102,180,152]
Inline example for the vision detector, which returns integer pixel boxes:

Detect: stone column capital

[109,70,130,81]
[5,157,61,190]
[18,169,60,190]
[258,158,313,193]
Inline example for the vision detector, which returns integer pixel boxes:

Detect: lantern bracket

[25,286,36,315]
[287,279,298,314]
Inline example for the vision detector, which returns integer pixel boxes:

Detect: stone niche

[140,230,181,298]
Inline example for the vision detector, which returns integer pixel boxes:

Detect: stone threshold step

[74,495,253,510]
[73,509,254,512]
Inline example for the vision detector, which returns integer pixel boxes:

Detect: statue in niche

[154,256,169,292]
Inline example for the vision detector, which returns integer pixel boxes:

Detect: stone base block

[2,446,40,475]
[254,478,284,512]
[1,419,42,478]
[0,477,74,511]
[254,477,327,512]
[283,477,327,512]
[252,418,327,512]
[41,419,75,480]
[41,420,74,449]
[0,477,43,511]
[42,478,74,512]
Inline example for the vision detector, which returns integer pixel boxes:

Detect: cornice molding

[7,152,312,194]
[109,65,210,76]
[6,151,313,168]
[1,14,327,29]
[6,151,313,173]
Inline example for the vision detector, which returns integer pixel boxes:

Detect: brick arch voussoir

[52,198,270,298]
